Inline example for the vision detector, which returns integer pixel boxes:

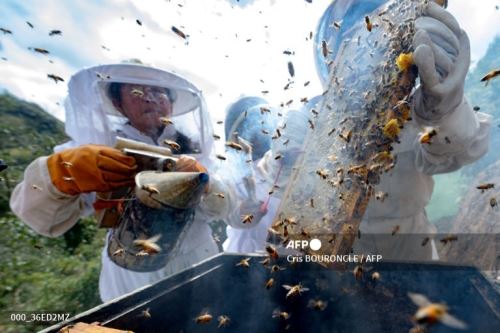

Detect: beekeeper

[10,62,242,302]
[312,0,491,259]
[222,96,312,253]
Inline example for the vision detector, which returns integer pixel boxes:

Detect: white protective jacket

[10,64,243,302]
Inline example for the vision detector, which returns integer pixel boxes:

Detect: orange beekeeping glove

[47,145,137,195]
[174,156,208,173]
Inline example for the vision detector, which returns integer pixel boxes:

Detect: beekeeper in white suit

[10,62,243,302]
[222,96,311,253]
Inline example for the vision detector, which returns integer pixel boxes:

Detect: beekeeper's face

[113,83,173,134]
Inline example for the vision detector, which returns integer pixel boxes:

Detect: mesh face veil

[64,63,214,163]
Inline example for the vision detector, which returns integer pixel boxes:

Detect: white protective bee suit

[225,1,492,261]
[10,63,244,302]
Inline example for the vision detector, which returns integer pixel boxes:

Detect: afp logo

[285,238,322,251]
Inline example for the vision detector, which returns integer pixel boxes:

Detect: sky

[0,0,499,128]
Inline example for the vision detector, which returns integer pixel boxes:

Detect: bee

[419,128,438,145]
[271,265,286,273]
[316,169,329,179]
[321,40,329,58]
[212,134,221,140]
[301,97,309,103]
[353,265,363,281]
[136,19,142,26]
[141,184,160,195]
[304,81,310,87]
[391,225,400,236]
[283,139,290,146]
[60,161,73,168]
[261,90,269,94]
[164,140,181,151]
[49,30,62,36]
[287,61,295,77]
[308,119,315,129]
[159,117,174,125]
[140,308,151,319]
[47,74,64,83]
[333,20,342,29]
[217,315,231,328]
[265,278,275,289]
[276,129,282,137]
[383,119,400,139]
[282,283,309,299]
[274,154,282,160]
[310,198,314,208]
[371,271,380,281]
[476,183,494,192]
[339,129,352,143]
[285,100,293,106]
[216,154,227,161]
[365,16,373,32]
[225,141,243,151]
[241,214,254,224]
[308,299,328,311]
[236,257,251,267]
[421,237,430,247]
[272,309,291,320]
[112,248,124,257]
[490,197,498,208]
[262,129,269,135]
[63,176,74,182]
[216,120,223,125]
[445,136,451,144]
[375,191,388,202]
[96,72,111,80]
[213,192,225,199]
[440,234,458,245]
[133,234,161,254]
[408,292,467,329]
[260,257,271,266]
[195,312,213,324]
[32,184,43,191]
[327,128,336,136]
[30,47,50,55]
[266,245,279,260]
[0,27,12,34]
[480,69,500,86]
[171,25,187,40]
[26,22,34,28]
[311,109,319,116]
[396,52,414,72]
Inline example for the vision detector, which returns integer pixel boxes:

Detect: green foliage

[0,93,104,332]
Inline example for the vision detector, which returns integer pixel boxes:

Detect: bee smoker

[94,137,209,272]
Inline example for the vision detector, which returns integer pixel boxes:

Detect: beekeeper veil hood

[64,63,214,162]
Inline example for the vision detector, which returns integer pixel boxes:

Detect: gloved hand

[174,155,208,173]
[47,145,137,195]
[412,2,470,122]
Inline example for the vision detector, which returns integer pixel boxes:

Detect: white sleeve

[9,156,95,237]
[414,98,492,175]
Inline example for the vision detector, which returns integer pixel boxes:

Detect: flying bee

[159,117,174,125]
[96,72,111,80]
[217,315,230,328]
[271,265,286,273]
[440,234,458,245]
[365,16,373,31]
[308,299,328,311]
[236,257,251,268]
[212,134,221,140]
[262,129,269,135]
[391,225,400,236]
[164,140,181,151]
[353,265,363,281]
[272,309,291,320]
[112,248,124,257]
[225,141,243,151]
[0,27,12,34]
[321,40,329,58]
[304,81,310,86]
[371,271,380,281]
[419,128,438,145]
[480,69,500,86]
[476,183,494,192]
[301,97,309,103]
[282,283,309,299]
[241,214,254,224]
[171,25,187,40]
[310,198,314,208]
[266,245,279,260]
[134,234,161,254]
[47,74,64,83]
[31,47,50,54]
[260,257,271,266]
[265,278,275,289]
[333,20,342,29]
[141,184,160,195]
[260,106,271,114]
[308,119,315,129]
[283,139,290,146]
[216,120,223,125]
[49,30,62,36]
[408,292,467,330]
[490,197,498,208]
[195,312,213,324]
[316,169,329,179]
[421,237,430,247]
[140,308,151,319]
[274,154,282,160]
[311,109,319,116]
[216,154,227,161]
[339,129,352,143]
[375,191,388,202]
[328,128,336,136]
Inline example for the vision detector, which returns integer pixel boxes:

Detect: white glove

[412,2,470,122]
